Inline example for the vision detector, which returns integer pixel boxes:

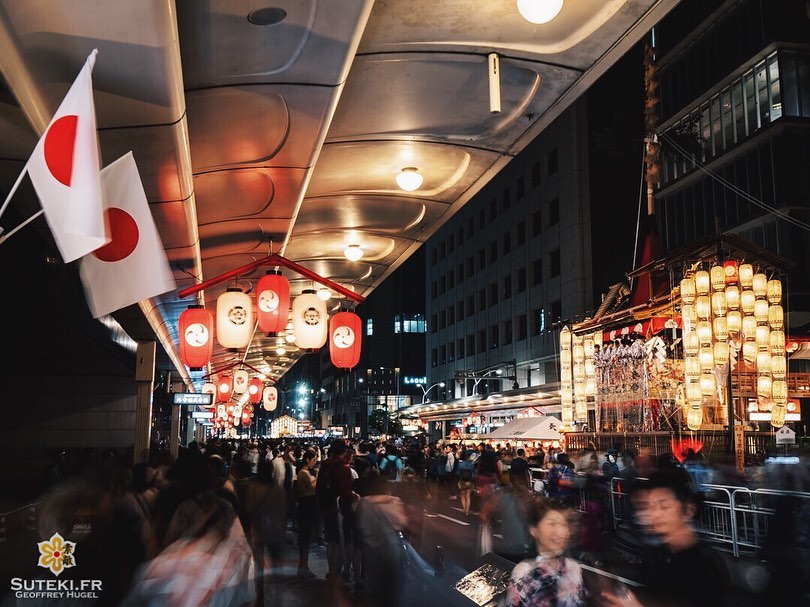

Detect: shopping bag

[477,522,493,557]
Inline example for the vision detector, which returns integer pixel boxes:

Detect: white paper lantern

[740,290,756,314]
[696,296,712,320]
[772,380,788,405]
[771,355,786,380]
[699,347,714,371]
[687,405,703,431]
[710,266,726,291]
[742,341,757,365]
[685,381,702,402]
[757,375,772,398]
[727,311,742,335]
[697,321,713,345]
[756,352,772,373]
[700,373,716,396]
[752,273,767,298]
[739,264,754,288]
[712,292,727,317]
[742,316,757,341]
[292,290,328,349]
[768,305,784,330]
[216,288,253,349]
[695,271,710,295]
[754,299,769,324]
[680,278,696,304]
[770,403,786,428]
[683,331,700,355]
[714,342,729,366]
[262,386,278,411]
[232,369,249,394]
[713,317,729,342]
[770,330,785,355]
[725,286,740,310]
[766,279,782,305]
[681,304,698,328]
[685,356,701,377]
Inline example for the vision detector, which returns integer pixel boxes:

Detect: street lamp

[417,381,446,404]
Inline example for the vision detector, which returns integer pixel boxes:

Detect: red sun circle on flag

[93,207,139,262]
[44,115,78,187]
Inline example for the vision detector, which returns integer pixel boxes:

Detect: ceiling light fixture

[395,167,423,192]
[317,287,331,301]
[344,244,364,262]
[275,346,286,355]
[285,333,296,343]
[516,0,564,24]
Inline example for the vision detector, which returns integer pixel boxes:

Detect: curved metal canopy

[0,0,678,388]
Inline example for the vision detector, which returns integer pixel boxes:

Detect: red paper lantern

[178,306,214,370]
[217,376,233,403]
[247,378,263,404]
[329,311,362,369]
[256,270,290,334]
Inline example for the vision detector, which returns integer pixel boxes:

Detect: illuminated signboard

[172,392,214,406]
[191,410,214,419]
[403,376,427,385]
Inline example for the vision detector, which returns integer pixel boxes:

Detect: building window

[366,318,373,336]
[447,305,455,325]
[489,241,498,264]
[439,240,446,259]
[447,269,455,289]
[438,275,446,295]
[439,345,446,365]
[532,258,543,286]
[503,275,512,299]
[447,233,455,253]
[431,314,437,333]
[467,217,474,238]
[478,289,487,312]
[517,314,528,341]
[457,338,465,359]
[517,267,527,293]
[532,308,544,335]
[547,147,558,175]
[516,221,526,246]
[467,295,475,316]
[457,262,464,282]
[467,334,476,356]
[431,247,438,265]
[466,256,474,276]
[490,325,499,349]
[431,348,437,368]
[532,209,542,236]
[448,342,455,362]
[431,281,437,299]
[550,249,561,277]
[503,319,513,345]
[502,187,511,211]
[516,175,525,199]
[549,198,559,226]
[531,161,541,188]
[438,310,445,330]
[456,301,464,321]
[478,248,486,271]
[551,300,562,325]
[502,231,511,255]
[395,313,426,333]
[489,282,499,306]
[477,330,486,353]
[489,198,497,220]
[478,209,486,230]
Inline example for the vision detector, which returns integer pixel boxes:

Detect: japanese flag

[79,152,175,318]
[26,49,107,263]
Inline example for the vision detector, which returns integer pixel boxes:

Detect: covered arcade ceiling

[0,0,678,388]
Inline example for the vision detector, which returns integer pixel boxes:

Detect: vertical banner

[734,423,745,473]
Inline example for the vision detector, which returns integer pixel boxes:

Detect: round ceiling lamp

[516,0,564,24]
[275,346,286,355]
[344,244,364,261]
[285,332,296,343]
[317,287,331,301]
[395,167,423,192]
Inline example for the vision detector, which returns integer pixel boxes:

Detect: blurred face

[530,509,570,555]
[647,487,692,540]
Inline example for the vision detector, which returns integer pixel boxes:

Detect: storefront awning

[485,415,563,441]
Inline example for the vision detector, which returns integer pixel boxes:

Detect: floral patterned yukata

[507,554,586,607]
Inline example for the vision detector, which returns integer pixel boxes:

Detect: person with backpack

[456,450,476,516]
[315,439,356,587]
[379,444,404,482]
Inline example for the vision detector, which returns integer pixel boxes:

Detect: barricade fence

[565,431,780,458]
[607,478,810,558]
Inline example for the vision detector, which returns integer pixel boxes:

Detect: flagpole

[0,165,30,221]
[0,209,44,246]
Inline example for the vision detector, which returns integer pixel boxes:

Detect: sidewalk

[260,528,366,607]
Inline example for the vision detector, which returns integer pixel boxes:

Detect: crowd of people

[20,434,810,606]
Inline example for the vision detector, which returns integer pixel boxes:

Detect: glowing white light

[395,167,423,192]
[344,244,364,261]
[516,0,564,24]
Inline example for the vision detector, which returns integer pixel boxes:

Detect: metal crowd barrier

[607,478,810,558]
[0,502,39,546]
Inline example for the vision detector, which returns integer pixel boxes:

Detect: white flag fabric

[26,49,107,263]
[79,152,175,318]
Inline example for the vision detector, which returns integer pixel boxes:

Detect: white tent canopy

[486,415,563,441]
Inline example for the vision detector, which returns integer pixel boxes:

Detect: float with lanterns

[563,234,802,456]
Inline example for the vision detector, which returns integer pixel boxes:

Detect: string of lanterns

[559,326,599,430]
[680,261,786,429]
[177,270,363,433]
